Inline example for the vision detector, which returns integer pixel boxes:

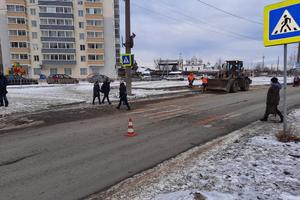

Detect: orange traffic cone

[126,118,137,137]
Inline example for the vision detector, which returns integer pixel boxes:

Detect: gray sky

[119,0,299,68]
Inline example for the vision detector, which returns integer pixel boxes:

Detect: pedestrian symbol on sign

[123,56,130,64]
[272,10,300,35]
[121,54,134,67]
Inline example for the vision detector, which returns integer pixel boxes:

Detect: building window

[88,54,104,61]
[50,68,58,75]
[80,45,85,51]
[79,22,84,28]
[86,20,103,27]
[88,43,104,49]
[78,10,83,17]
[30,0,36,3]
[78,0,83,5]
[30,8,36,15]
[32,44,38,50]
[20,54,29,60]
[80,56,86,62]
[86,8,103,15]
[80,68,87,75]
[10,42,28,48]
[79,33,85,40]
[32,32,38,39]
[31,20,37,27]
[64,68,72,75]
[33,68,41,75]
[34,55,39,61]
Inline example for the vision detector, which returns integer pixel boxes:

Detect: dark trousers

[93,95,101,104]
[117,96,130,110]
[0,95,8,107]
[263,107,283,121]
[102,93,111,104]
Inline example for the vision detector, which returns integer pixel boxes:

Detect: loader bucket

[207,79,231,93]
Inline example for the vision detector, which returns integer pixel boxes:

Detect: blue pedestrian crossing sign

[121,54,134,67]
[264,0,300,47]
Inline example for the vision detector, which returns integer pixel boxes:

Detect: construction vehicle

[207,60,252,93]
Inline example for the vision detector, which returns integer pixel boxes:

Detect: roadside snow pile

[92,110,300,200]
[1,83,189,116]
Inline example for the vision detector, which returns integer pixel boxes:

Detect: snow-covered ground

[0,76,293,116]
[251,76,294,86]
[89,110,300,200]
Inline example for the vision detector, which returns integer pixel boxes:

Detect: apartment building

[0,0,120,78]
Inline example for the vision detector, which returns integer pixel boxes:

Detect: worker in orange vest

[188,73,195,87]
[201,76,208,93]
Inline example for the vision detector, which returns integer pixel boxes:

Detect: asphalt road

[0,86,300,200]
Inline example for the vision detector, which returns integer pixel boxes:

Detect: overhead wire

[132,2,259,41]
[155,0,258,40]
[194,0,263,25]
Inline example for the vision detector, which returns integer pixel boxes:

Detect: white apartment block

[0,0,121,78]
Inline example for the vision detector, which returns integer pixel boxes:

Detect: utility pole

[297,42,300,66]
[262,55,265,69]
[125,0,132,95]
[277,56,279,76]
[0,40,3,73]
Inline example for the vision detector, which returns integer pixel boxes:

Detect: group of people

[188,73,208,92]
[0,72,9,107]
[93,79,130,110]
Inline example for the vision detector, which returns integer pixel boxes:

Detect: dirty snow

[0,76,293,116]
[89,109,300,200]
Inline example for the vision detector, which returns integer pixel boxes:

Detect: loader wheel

[230,81,239,93]
[241,80,250,91]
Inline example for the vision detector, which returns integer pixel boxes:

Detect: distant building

[0,0,120,78]
[156,59,183,71]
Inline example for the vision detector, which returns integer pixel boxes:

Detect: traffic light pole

[125,0,132,95]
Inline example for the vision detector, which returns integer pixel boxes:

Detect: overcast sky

[119,0,299,69]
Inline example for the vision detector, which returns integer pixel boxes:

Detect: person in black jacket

[101,78,111,104]
[116,82,130,110]
[92,81,101,105]
[260,77,283,123]
[0,72,9,107]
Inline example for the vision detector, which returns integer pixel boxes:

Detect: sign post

[264,0,300,133]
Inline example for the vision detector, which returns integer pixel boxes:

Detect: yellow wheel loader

[207,60,252,93]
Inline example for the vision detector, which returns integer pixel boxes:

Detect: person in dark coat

[116,82,130,110]
[101,78,111,104]
[0,72,9,107]
[92,81,101,105]
[260,77,283,123]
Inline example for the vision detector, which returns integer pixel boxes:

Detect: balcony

[41,37,75,42]
[40,25,74,30]
[39,13,74,19]
[6,0,26,4]
[41,49,76,54]
[38,0,73,6]
[42,60,76,65]
[84,2,103,7]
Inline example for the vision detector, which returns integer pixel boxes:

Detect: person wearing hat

[260,77,283,123]
[0,71,8,107]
